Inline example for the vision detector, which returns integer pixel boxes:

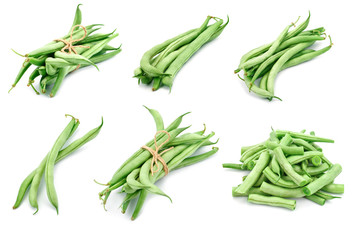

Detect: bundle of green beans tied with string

[10,4,121,97]
[97,106,218,220]
[235,13,332,101]
[13,114,103,214]
[134,16,228,91]
[223,129,343,210]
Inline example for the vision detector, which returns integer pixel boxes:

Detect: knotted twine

[142,130,174,176]
[54,24,90,54]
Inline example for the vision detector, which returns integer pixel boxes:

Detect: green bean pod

[267,41,315,94]
[44,117,76,213]
[303,164,342,196]
[248,194,296,210]
[162,19,224,89]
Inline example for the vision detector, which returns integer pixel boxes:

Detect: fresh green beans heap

[224,129,344,210]
[134,16,228,91]
[235,13,332,101]
[10,4,121,97]
[13,115,103,214]
[98,106,218,220]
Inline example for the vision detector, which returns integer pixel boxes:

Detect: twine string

[142,130,174,176]
[54,25,90,54]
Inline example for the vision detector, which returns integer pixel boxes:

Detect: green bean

[162,19,224,89]
[81,33,119,59]
[275,130,334,143]
[294,163,330,176]
[270,154,281,177]
[170,134,207,146]
[263,167,299,189]
[281,36,333,70]
[243,75,281,100]
[54,51,98,70]
[120,191,139,213]
[143,106,164,131]
[13,171,35,209]
[208,15,229,42]
[29,120,80,213]
[28,68,41,85]
[252,48,316,81]
[243,149,267,168]
[166,132,215,170]
[108,127,189,186]
[45,57,73,69]
[139,145,188,200]
[265,141,304,155]
[45,117,76,213]
[305,195,325,205]
[152,16,212,67]
[126,169,147,191]
[240,143,266,162]
[276,35,324,53]
[27,25,101,57]
[131,190,148,221]
[287,151,324,165]
[50,67,68,97]
[292,138,318,151]
[321,183,344,194]
[241,143,265,155]
[232,187,268,197]
[303,164,342,196]
[260,182,305,198]
[115,112,190,174]
[235,151,270,194]
[243,24,293,70]
[37,66,47,76]
[253,173,267,187]
[236,13,310,73]
[26,55,47,66]
[223,163,244,170]
[267,41,315,94]
[259,72,269,90]
[89,47,122,64]
[273,147,308,186]
[315,191,340,200]
[140,28,198,77]
[151,45,188,91]
[248,194,296,210]
[69,4,82,33]
[174,147,218,169]
[77,30,117,45]
[311,156,322,166]
[9,61,31,91]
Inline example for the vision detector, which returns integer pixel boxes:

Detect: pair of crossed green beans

[9,4,121,97]
[224,129,344,210]
[134,16,228,92]
[235,13,333,101]
[13,115,103,214]
[97,106,218,220]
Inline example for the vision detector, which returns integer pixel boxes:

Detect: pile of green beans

[98,106,218,220]
[9,4,121,97]
[134,16,228,91]
[13,115,103,214]
[235,13,332,101]
[223,129,344,210]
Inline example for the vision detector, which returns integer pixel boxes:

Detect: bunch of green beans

[223,129,344,210]
[13,115,103,214]
[98,106,218,220]
[9,4,121,97]
[235,13,332,101]
[134,16,228,92]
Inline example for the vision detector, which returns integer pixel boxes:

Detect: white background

[0,0,358,239]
